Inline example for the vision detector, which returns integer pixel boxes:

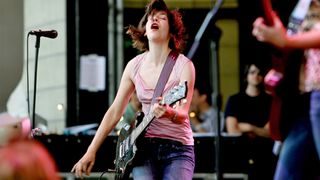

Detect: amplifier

[35,134,275,175]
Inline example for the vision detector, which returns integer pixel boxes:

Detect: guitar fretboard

[130,112,155,145]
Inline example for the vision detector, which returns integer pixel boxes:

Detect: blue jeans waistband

[142,137,183,146]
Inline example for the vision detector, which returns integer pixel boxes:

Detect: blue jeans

[274,95,320,180]
[310,91,320,160]
[132,138,195,180]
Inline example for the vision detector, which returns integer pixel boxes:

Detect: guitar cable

[98,169,109,180]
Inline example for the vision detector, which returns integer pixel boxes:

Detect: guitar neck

[130,112,155,144]
[262,0,310,35]
[262,0,274,26]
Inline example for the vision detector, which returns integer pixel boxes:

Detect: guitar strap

[287,0,312,35]
[151,50,179,105]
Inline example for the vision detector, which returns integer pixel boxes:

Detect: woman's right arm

[71,60,136,178]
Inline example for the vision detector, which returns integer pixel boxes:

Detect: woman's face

[247,64,263,86]
[145,10,170,43]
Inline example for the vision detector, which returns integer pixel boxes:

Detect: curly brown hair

[126,0,186,53]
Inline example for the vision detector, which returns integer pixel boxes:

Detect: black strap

[151,51,178,105]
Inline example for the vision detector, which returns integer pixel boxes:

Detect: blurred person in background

[253,0,320,178]
[189,82,224,133]
[224,62,275,180]
[0,139,60,180]
[0,112,30,146]
[225,63,271,138]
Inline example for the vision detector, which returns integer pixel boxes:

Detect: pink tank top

[130,52,194,145]
[301,0,320,91]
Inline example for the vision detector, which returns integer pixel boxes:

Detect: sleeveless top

[301,0,320,91]
[130,52,194,145]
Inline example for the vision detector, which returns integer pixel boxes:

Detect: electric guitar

[113,81,188,179]
[261,0,306,141]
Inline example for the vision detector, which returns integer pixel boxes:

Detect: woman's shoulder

[175,53,194,72]
[229,92,243,99]
[128,52,146,63]
[225,93,240,105]
[176,53,192,63]
[126,52,147,79]
[126,52,146,69]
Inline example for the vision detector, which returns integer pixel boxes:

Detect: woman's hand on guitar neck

[152,96,188,124]
[152,100,176,121]
[252,14,287,49]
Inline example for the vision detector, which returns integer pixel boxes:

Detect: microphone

[29,30,58,39]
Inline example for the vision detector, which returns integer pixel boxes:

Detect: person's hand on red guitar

[252,13,287,48]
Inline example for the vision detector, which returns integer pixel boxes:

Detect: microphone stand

[32,35,41,129]
[187,0,224,59]
[210,27,222,180]
[186,0,224,179]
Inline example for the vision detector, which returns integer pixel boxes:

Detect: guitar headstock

[162,81,188,106]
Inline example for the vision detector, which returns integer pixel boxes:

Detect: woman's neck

[245,84,260,97]
[147,44,171,65]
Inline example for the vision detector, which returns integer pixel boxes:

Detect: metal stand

[187,0,224,179]
[32,35,41,129]
[209,27,222,180]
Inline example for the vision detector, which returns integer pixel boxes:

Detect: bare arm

[226,116,242,135]
[253,14,320,49]
[71,60,136,178]
[226,116,270,138]
[86,67,135,154]
[238,122,270,138]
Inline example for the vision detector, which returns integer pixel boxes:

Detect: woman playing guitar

[253,0,320,179]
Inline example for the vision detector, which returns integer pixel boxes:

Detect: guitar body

[113,82,188,179]
[267,49,303,141]
[114,112,144,180]
[114,127,136,180]
[261,0,305,141]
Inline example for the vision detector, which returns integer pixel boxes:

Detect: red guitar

[261,0,305,141]
[260,0,283,141]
